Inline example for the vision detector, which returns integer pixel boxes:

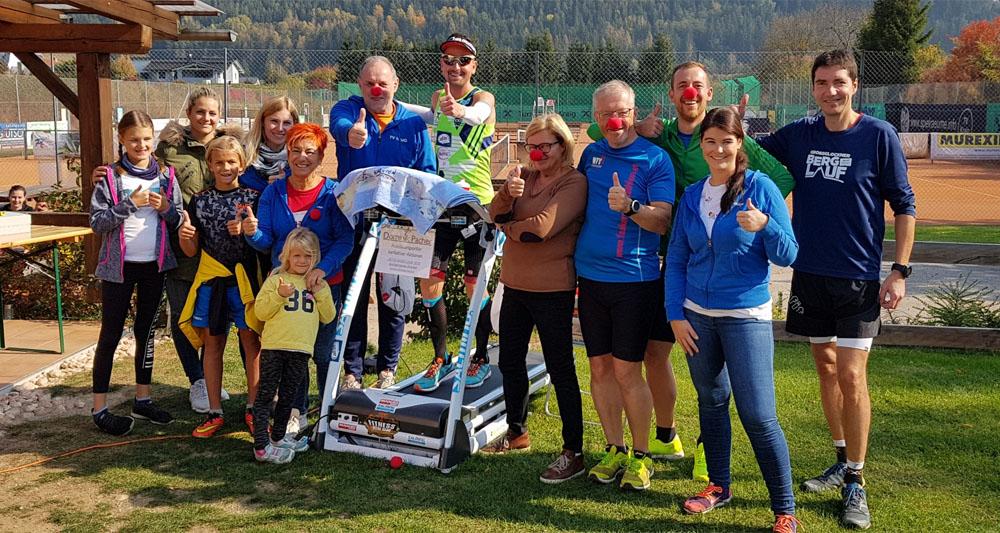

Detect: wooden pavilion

[0,0,234,271]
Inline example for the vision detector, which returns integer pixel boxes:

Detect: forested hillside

[173,0,999,52]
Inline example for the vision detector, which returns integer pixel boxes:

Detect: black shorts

[785,270,881,339]
[648,267,675,344]
[430,222,486,282]
[577,277,663,362]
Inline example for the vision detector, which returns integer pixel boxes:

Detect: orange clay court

[1,127,997,225]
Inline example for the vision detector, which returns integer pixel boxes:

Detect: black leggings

[92,261,165,394]
[253,349,309,450]
[498,287,584,453]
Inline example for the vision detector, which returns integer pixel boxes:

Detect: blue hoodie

[245,178,354,284]
[329,95,436,179]
[665,170,798,321]
[239,164,291,193]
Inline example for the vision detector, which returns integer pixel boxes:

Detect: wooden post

[77,53,114,290]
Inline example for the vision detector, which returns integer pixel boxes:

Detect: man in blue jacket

[329,55,436,391]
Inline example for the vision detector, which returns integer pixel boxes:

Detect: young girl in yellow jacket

[252,228,336,463]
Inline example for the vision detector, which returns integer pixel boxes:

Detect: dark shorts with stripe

[785,270,881,339]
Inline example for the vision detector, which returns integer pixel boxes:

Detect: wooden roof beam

[61,0,178,36]
[12,52,79,117]
[0,0,62,23]
[0,22,152,53]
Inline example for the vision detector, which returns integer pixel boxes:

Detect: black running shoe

[93,410,135,436]
[131,400,174,425]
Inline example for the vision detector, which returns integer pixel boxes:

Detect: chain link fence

[1,48,997,224]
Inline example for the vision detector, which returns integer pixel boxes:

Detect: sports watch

[625,199,642,217]
[891,263,912,279]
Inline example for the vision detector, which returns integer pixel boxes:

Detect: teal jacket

[587,119,795,199]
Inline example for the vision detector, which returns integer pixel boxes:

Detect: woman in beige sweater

[486,114,588,484]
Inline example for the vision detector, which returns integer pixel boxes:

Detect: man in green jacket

[588,61,794,483]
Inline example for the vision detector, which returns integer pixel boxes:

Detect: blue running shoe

[414,357,448,393]
[465,360,491,388]
[841,482,871,529]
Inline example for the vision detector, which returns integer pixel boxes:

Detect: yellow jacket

[255,272,336,354]
[178,251,263,349]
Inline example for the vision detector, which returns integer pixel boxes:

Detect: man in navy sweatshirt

[758,49,916,530]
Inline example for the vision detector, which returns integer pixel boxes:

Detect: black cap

[440,33,477,56]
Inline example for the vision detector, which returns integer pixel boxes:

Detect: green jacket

[586,119,795,198]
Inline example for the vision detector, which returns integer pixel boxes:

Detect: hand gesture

[635,102,664,138]
[607,172,629,213]
[348,108,368,149]
[440,84,465,119]
[92,164,112,185]
[277,277,295,298]
[130,185,150,208]
[305,268,326,289]
[241,205,258,235]
[308,272,327,293]
[178,211,196,241]
[736,198,768,232]
[148,191,168,212]
[226,215,242,236]
[506,165,525,198]
[879,271,907,310]
[670,320,700,356]
[730,93,750,119]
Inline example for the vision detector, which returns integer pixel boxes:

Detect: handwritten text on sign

[375,225,435,278]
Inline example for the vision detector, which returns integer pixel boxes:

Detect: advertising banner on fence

[886,103,986,133]
[0,123,26,150]
[930,133,1000,160]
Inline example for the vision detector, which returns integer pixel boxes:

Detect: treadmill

[316,166,550,472]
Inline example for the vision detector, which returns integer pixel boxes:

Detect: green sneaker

[620,453,654,491]
[649,434,685,460]
[588,446,628,484]
[692,441,709,482]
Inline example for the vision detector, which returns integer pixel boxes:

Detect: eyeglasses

[441,54,475,66]
[596,108,633,120]
[524,140,563,154]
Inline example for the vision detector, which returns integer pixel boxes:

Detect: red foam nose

[682,86,698,100]
[371,86,383,97]
[606,117,624,130]
[529,149,544,161]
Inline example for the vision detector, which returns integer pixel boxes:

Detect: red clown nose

[371,85,383,97]
[606,117,624,130]
[529,149,545,161]
[682,86,698,100]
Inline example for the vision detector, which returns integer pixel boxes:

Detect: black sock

[836,446,847,464]
[696,434,703,446]
[606,443,628,455]
[425,298,448,361]
[845,468,864,485]
[474,297,492,362]
[656,425,677,443]
[633,450,648,460]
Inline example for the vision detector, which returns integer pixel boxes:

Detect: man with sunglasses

[401,34,500,393]
[577,80,675,491]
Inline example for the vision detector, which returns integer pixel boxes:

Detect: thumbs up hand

[440,84,465,119]
[736,197,768,232]
[179,210,196,241]
[607,172,630,213]
[241,204,258,235]
[506,165,525,198]
[349,107,368,149]
[277,276,295,298]
[635,102,665,138]
[226,209,242,236]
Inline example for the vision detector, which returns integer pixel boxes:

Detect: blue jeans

[684,308,795,515]
[291,284,342,413]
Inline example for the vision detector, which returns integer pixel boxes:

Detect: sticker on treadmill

[375,398,399,413]
[337,422,358,432]
[364,412,400,438]
[460,224,477,239]
[407,435,427,446]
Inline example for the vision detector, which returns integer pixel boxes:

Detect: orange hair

[285,123,329,155]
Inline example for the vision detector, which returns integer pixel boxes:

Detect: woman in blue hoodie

[665,108,800,533]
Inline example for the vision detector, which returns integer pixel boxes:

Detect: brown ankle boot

[540,449,585,484]
[482,430,531,453]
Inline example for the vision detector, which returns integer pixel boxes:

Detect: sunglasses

[441,54,475,66]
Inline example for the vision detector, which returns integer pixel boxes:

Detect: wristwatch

[891,263,912,279]
[625,199,642,217]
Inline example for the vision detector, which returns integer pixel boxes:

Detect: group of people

[85,33,915,532]
[2,184,49,212]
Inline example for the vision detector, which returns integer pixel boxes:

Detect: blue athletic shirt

[575,137,676,282]
[758,114,916,281]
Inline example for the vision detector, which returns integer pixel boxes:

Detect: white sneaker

[220,387,231,401]
[374,369,396,389]
[342,374,362,390]
[189,379,209,413]
[286,408,301,436]
[272,434,309,453]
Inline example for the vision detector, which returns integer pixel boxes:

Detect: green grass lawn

[2,337,999,532]
[886,224,1000,244]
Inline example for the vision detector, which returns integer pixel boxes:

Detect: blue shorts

[192,283,249,331]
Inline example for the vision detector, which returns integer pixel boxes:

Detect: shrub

[915,274,1000,328]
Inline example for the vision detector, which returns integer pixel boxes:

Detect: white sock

[833,439,846,447]
[846,460,864,471]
